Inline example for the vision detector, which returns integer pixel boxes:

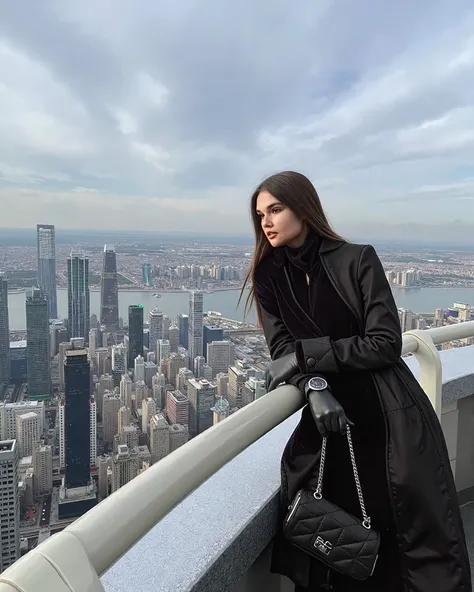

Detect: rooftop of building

[9,340,27,349]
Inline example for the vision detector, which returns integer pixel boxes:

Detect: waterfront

[6,286,474,331]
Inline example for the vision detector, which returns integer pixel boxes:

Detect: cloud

[0,0,472,239]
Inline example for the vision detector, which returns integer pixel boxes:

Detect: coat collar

[271,237,345,267]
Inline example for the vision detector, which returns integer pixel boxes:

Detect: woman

[240,171,471,591]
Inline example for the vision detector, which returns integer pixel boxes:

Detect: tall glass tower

[37,224,58,319]
[178,313,189,349]
[0,273,10,386]
[100,245,119,330]
[67,252,90,343]
[188,291,204,364]
[64,349,91,488]
[26,287,51,400]
[128,305,144,368]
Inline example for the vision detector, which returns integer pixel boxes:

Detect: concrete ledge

[101,411,300,592]
[101,350,474,592]
[404,344,474,404]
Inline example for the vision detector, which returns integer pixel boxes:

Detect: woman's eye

[272,208,281,214]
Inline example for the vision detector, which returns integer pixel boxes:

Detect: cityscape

[1,223,474,573]
[0,0,472,587]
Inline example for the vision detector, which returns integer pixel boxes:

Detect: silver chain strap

[314,426,371,530]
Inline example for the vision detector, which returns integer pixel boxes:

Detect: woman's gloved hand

[307,389,353,438]
[265,352,299,392]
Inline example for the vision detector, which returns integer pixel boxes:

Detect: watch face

[309,377,328,391]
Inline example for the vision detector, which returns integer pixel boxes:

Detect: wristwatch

[304,376,329,398]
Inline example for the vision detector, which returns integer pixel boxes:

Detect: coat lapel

[282,265,324,338]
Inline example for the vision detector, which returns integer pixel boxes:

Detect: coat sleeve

[253,269,321,393]
[295,244,402,374]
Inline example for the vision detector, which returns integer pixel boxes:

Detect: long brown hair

[238,171,346,325]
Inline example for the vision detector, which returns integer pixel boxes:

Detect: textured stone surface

[102,348,474,591]
[101,413,300,592]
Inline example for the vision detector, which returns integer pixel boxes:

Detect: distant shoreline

[8,284,474,295]
[8,286,245,294]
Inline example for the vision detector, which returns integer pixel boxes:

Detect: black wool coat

[253,238,471,592]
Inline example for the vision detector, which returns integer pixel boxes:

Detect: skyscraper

[187,378,216,437]
[64,349,91,488]
[0,440,20,571]
[67,251,90,343]
[128,305,144,368]
[37,224,58,319]
[100,245,119,331]
[0,274,10,387]
[188,291,203,364]
[26,286,51,400]
[178,313,189,349]
[202,325,224,361]
[148,308,164,356]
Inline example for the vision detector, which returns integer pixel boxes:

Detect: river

[7,286,474,331]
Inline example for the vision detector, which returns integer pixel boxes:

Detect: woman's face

[256,190,307,248]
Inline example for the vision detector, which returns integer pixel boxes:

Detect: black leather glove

[307,389,352,437]
[265,352,299,392]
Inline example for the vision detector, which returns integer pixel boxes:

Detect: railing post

[403,329,442,418]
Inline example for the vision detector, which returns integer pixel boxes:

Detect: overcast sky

[0,1,473,240]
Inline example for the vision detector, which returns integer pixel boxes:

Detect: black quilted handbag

[282,426,380,580]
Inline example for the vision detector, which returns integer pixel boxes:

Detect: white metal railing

[1,321,474,592]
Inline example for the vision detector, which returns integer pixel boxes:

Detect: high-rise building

[152,373,166,409]
[166,353,186,387]
[134,355,145,382]
[242,377,266,407]
[67,252,90,342]
[0,401,44,442]
[0,440,20,571]
[157,339,170,366]
[188,292,203,366]
[128,305,144,368]
[26,287,51,400]
[9,341,27,384]
[398,308,414,333]
[15,412,41,457]
[169,325,179,353]
[211,397,230,425]
[32,442,53,495]
[169,424,188,453]
[0,274,10,387]
[103,392,122,447]
[203,325,224,361]
[37,224,58,319]
[149,413,169,464]
[141,398,157,434]
[166,390,189,426]
[178,313,189,349]
[111,444,139,492]
[64,349,91,488]
[176,367,194,395]
[148,309,164,356]
[90,396,97,468]
[100,245,119,331]
[207,341,235,376]
[228,362,257,409]
[187,378,216,437]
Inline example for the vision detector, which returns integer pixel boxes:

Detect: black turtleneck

[284,230,322,274]
[283,231,323,316]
